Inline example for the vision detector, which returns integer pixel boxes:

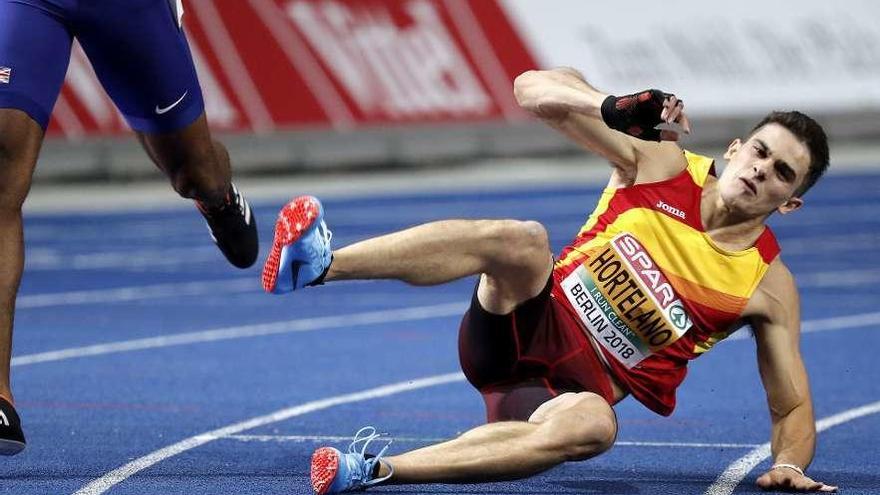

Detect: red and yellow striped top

[550,151,780,416]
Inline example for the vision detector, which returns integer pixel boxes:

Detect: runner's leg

[387,392,616,483]
[0,0,74,405]
[0,111,46,404]
[329,219,554,312]
[75,0,257,267]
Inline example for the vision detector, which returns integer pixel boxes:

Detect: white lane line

[727,311,880,341]
[25,246,220,271]
[801,312,880,334]
[223,434,760,449]
[11,302,466,367]
[72,372,466,495]
[797,268,880,288]
[16,278,256,309]
[615,441,761,449]
[12,303,877,367]
[16,266,880,310]
[26,222,198,242]
[781,233,880,255]
[72,374,764,495]
[705,400,880,495]
[225,434,448,443]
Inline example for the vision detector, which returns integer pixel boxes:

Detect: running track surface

[4,170,880,494]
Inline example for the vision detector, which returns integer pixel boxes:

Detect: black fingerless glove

[600,89,672,141]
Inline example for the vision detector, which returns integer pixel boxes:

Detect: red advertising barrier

[47,0,538,138]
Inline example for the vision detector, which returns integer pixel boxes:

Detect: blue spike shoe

[261,195,332,294]
[310,427,394,494]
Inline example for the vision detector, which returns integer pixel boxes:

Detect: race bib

[560,233,693,368]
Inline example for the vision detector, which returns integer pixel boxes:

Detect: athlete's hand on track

[601,89,691,142]
[756,467,838,492]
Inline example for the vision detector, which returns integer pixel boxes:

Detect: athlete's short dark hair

[750,111,830,196]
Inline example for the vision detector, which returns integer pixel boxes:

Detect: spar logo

[612,233,693,330]
[583,234,693,352]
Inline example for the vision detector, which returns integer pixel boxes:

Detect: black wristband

[600,89,671,141]
[600,94,623,131]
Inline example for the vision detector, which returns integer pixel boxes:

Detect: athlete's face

[718,123,811,217]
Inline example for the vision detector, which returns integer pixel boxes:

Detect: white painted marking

[727,311,880,341]
[442,0,526,121]
[25,246,220,271]
[189,0,275,132]
[12,301,877,367]
[248,0,355,130]
[25,221,196,242]
[783,204,880,226]
[11,302,466,367]
[797,268,880,288]
[72,372,466,495]
[782,233,880,255]
[72,369,772,495]
[225,434,447,443]
[801,312,880,334]
[705,400,880,495]
[615,441,761,449]
[51,94,86,140]
[222,434,760,450]
[16,278,255,309]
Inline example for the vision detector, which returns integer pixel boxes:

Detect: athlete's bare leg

[136,113,230,207]
[381,392,616,483]
[0,109,45,404]
[327,219,553,313]
[320,220,617,483]
[137,112,258,269]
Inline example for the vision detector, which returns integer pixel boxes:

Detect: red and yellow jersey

[550,151,780,416]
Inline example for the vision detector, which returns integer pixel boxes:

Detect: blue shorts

[0,0,204,132]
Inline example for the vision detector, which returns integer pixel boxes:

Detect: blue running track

[3,171,880,494]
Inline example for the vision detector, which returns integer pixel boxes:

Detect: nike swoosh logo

[155,91,188,115]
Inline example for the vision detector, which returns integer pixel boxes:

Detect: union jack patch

[0,67,11,84]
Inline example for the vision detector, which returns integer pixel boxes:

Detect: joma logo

[656,200,686,219]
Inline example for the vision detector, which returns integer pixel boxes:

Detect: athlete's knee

[481,220,550,267]
[538,394,617,462]
[168,166,209,199]
[147,130,229,201]
[166,144,229,200]
[556,416,615,462]
[0,147,36,213]
[517,220,551,255]
[566,410,616,460]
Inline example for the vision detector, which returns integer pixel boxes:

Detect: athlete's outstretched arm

[747,260,837,493]
[513,67,688,186]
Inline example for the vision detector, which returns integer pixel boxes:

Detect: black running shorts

[458,276,616,422]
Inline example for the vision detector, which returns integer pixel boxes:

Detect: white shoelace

[346,426,394,487]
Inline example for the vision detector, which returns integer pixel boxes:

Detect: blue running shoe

[262,195,332,294]
[310,426,394,494]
